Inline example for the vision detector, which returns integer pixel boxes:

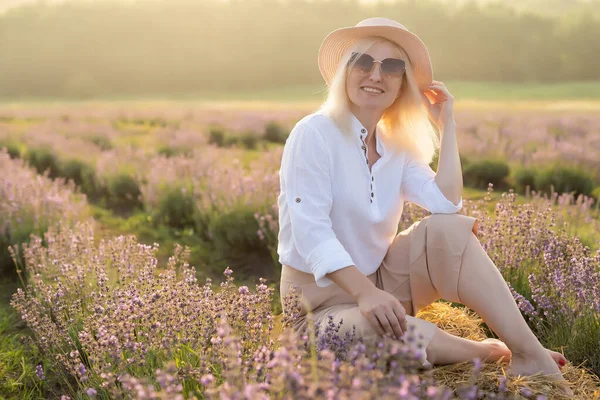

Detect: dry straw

[274,301,600,399]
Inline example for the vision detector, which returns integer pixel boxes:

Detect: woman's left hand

[421,80,456,131]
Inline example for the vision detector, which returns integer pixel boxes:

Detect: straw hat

[318,17,433,90]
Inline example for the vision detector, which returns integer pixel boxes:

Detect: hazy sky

[0,0,133,13]
[1,0,597,14]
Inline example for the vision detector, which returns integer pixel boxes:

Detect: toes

[551,351,567,368]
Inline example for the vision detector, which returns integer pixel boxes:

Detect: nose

[368,61,383,82]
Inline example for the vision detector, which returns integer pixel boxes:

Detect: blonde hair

[316,36,439,164]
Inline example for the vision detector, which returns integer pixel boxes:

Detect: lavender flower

[35,364,45,380]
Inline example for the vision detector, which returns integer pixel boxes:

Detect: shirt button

[361,145,366,150]
[371,192,374,197]
[371,176,374,181]
[370,199,373,203]
[361,128,366,133]
[295,197,301,203]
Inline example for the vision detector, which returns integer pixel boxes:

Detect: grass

[2,81,600,111]
[0,280,43,400]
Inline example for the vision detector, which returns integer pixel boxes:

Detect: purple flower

[35,364,44,380]
[472,357,482,373]
[520,387,533,397]
[238,286,249,295]
[200,374,214,386]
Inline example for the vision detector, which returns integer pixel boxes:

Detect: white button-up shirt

[277,110,463,287]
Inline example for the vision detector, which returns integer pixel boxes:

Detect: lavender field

[1,102,600,399]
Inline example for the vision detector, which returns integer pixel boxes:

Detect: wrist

[442,119,457,133]
[355,284,379,302]
[441,117,456,131]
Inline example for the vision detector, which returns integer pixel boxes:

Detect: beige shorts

[280,213,479,367]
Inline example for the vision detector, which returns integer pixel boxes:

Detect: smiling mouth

[361,86,385,94]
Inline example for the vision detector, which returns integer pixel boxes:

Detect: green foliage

[223,135,239,148]
[88,134,113,151]
[0,217,49,279]
[463,159,510,190]
[263,121,288,144]
[0,141,21,159]
[206,206,272,277]
[0,283,47,399]
[114,117,169,129]
[0,236,23,278]
[153,185,197,230]
[564,309,600,376]
[24,147,61,178]
[541,309,600,380]
[104,173,143,213]
[534,164,595,197]
[239,131,259,150]
[156,144,192,158]
[512,164,597,198]
[208,127,226,147]
[512,166,537,194]
[208,206,262,253]
[61,159,99,198]
[592,186,600,201]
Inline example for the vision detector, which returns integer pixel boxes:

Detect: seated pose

[277,17,571,395]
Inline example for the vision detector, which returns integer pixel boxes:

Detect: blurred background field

[3,81,600,104]
[1,0,600,99]
[1,0,599,399]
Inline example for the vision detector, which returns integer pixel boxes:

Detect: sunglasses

[347,52,406,78]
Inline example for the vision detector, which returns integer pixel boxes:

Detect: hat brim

[318,25,433,90]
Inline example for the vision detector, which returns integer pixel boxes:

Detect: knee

[428,213,462,221]
[426,213,463,234]
[427,213,478,238]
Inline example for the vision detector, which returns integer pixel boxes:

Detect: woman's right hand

[356,287,407,339]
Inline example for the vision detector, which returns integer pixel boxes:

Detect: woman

[277,17,571,394]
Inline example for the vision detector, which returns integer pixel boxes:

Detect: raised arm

[400,151,463,214]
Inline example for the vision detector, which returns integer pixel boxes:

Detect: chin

[362,102,384,110]
[360,98,391,109]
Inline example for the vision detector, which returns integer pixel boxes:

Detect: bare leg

[451,233,572,394]
[425,328,510,365]
[425,324,566,368]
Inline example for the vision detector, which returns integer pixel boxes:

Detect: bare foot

[508,348,573,397]
[482,339,568,370]
[481,338,511,363]
[546,349,568,370]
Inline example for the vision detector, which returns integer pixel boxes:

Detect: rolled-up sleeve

[281,123,355,287]
[400,152,462,214]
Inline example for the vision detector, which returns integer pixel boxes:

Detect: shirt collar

[350,111,387,155]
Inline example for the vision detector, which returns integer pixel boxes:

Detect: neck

[349,104,384,143]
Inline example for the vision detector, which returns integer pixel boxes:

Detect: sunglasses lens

[353,54,374,73]
[347,53,406,77]
[382,59,406,77]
